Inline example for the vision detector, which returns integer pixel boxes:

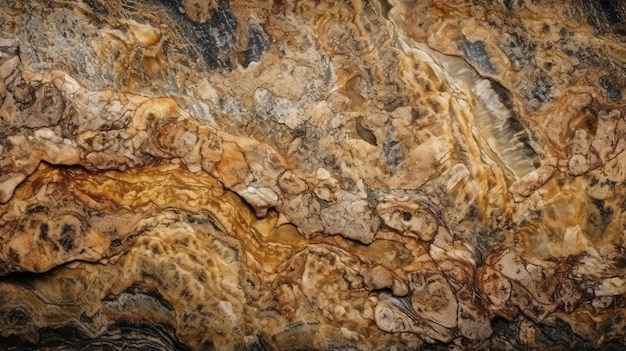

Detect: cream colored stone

[0,0,625,349]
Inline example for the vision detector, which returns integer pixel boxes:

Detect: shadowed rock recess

[0,0,625,350]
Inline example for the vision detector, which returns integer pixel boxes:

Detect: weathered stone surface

[0,0,625,350]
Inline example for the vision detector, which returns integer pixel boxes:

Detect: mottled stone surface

[0,0,625,350]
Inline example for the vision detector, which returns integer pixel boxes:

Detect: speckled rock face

[0,0,625,350]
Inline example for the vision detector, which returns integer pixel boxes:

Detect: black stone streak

[38,223,48,240]
[503,0,524,11]
[578,0,626,34]
[7,309,31,326]
[489,317,526,350]
[58,224,75,251]
[153,0,270,69]
[598,0,624,24]
[186,211,223,232]
[458,36,497,75]
[0,322,192,351]
[83,0,109,15]
[25,205,49,215]
[243,27,268,67]
[591,198,614,224]
[600,75,623,101]
[154,0,238,69]
[490,80,532,132]
[482,317,626,351]
[540,319,625,351]
[195,7,238,69]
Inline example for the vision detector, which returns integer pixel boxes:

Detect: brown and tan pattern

[0,0,625,349]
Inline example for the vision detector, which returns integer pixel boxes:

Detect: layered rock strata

[0,0,625,350]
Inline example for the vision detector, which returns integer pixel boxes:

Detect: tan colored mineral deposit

[0,0,625,350]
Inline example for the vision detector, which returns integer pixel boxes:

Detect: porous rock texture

[0,0,625,350]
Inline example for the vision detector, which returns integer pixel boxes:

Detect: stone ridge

[0,0,625,350]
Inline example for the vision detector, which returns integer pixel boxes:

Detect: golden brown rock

[0,0,625,350]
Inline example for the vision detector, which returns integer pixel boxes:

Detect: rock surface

[0,0,625,350]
